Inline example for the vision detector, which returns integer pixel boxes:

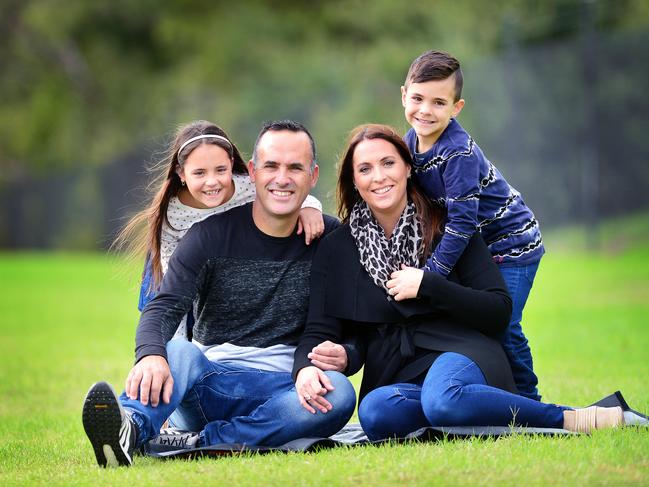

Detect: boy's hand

[297,207,324,245]
[386,264,424,301]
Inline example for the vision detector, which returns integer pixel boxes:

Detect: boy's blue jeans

[120,340,356,447]
[358,352,566,441]
[497,260,541,401]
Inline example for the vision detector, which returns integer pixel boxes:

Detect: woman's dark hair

[113,120,247,288]
[336,123,445,259]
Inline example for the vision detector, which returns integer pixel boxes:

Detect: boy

[401,50,544,401]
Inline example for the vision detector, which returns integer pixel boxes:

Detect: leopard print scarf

[349,200,423,293]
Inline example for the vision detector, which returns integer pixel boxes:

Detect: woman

[292,124,624,440]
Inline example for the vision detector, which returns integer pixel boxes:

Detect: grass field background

[1,215,648,486]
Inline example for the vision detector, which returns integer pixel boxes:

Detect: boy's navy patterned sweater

[135,202,339,363]
[404,119,544,275]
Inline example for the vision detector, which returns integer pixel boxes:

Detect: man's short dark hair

[252,120,317,170]
[404,50,463,102]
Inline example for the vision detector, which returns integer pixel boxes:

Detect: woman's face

[352,138,411,218]
[178,143,235,209]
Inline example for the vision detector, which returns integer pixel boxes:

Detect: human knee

[421,385,463,426]
[358,390,384,438]
[323,371,356,419]
[166,339,203,370]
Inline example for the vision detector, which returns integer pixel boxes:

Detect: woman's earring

[181,179,186,186]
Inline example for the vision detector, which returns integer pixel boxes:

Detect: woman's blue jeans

[498,261,541,401]
[120,340,356,447]
[358,352,566,441]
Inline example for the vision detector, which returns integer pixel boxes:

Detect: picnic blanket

[143,390,648,459]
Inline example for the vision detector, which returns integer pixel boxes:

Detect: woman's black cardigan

[292,225,517,402]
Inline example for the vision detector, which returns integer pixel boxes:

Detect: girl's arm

[297,195,324,245]
[138,254,157,312]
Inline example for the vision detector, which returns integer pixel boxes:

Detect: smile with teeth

[204,189,221,196]
[414,116,435,125]
[372,185,393,194]
[270,189,293,197]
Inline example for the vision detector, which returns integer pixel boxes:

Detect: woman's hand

[297,207,325,245]
[295,366,335,414]
[386,264,424,301]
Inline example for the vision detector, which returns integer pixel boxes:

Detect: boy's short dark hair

[404,50,463,102]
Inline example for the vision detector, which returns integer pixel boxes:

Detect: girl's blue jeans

[498,260,541,401]
[358,352,566,441]
[120,340,356,447]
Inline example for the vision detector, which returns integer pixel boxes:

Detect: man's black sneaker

[145,428,201,455]
[82,381,137,467]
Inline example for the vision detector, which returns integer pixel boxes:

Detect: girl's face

[177,144,235,209]
[352,138,410,220]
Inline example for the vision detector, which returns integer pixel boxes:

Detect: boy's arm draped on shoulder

[409,233,511,335]
[135,222,211,362]
[426,141,481,276]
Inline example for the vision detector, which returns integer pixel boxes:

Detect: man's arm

[308,334,364,376]
[129,223,210,406]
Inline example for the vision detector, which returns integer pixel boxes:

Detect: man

[82,120,356,468]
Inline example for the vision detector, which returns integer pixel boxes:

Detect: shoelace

[155,430,196,448]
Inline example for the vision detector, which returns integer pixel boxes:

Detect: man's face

[248,130,319,228]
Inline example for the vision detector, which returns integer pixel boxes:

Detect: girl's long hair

[113,120,248,288]
[336,124,445,259]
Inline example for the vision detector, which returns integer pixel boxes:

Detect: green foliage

[0,218,648,484]
[2,0,649,247]
[2,0,648,174]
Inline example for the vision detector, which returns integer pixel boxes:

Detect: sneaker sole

[82,381,133,467]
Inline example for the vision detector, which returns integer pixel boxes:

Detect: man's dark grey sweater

[135,202,339,364]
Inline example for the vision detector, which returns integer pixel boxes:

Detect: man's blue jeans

[498,260,541,401]
[120,340,356,447]
[358,352,566,441]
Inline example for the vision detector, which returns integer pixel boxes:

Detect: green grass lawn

[1,218,648,486]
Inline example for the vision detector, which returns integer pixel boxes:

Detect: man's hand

[295,366,335,414]
[125,355,173,407]
[308,340,348,372]
[386,264,424,301]
[297,207,325,245]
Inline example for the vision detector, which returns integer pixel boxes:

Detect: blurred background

[1,0,648,250]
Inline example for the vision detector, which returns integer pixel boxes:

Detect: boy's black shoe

[82,381,137,467]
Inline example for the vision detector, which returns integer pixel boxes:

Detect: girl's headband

[177,134,232,158]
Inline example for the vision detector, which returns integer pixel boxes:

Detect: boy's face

[401,77,465,152]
